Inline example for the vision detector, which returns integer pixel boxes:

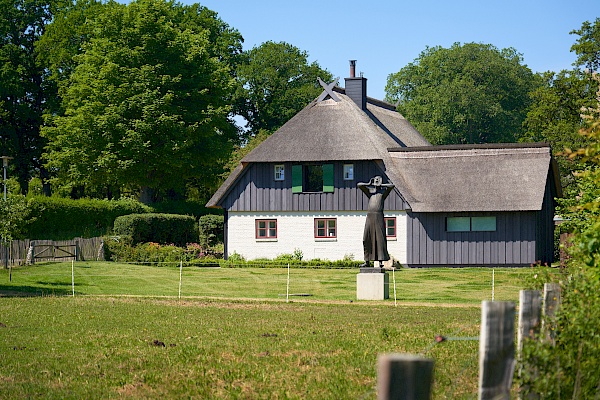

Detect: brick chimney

[344,60,367,110]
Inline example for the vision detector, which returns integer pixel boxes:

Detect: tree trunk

[139,186,156,204]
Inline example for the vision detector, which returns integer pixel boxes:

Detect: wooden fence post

[542,283,561,345]
[377,353,434,400]
[517,290,542,400]
[479,301,515,400]
[518,290,542,352]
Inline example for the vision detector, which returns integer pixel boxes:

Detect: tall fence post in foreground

[542,283,561,345]
[377,353,434,400]
[479,301,515,400]
[518,290,542,352]
[517,290,542,400]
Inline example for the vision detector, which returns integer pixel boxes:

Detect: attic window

[274,165,285,181]
[292,164,334,193]
[343,164,354,180]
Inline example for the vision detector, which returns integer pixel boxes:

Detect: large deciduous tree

[570,17,600,73]
[521,19,600,188]
[234,41,332,138]
[41,0,242,203]
[385,42,539,145]
[0,0,59,194]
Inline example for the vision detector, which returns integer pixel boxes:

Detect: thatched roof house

[208,62,560,267]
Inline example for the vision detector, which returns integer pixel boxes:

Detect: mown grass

[0,263,533,399]
[0,262,529,304]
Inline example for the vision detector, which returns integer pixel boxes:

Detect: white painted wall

[227,211,407,264]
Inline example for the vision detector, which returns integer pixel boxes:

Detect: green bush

[223,257,362,269]
[25,196,152,240]
[103,237,222,265]
[150,200,220,219]
[113,213,197,246]
[198,214,224,247]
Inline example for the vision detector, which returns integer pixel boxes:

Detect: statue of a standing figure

[357,176,395,268]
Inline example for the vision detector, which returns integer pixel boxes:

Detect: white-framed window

[315,218,336,238]
[343,164,354,180]
[274,164,285,181]
[385,217,396,238]
[446,216,497,232]
[256,219,277,239]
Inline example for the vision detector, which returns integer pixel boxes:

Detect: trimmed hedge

[25,196,152,240]
[198,214,224,248]
[113,213,197,246]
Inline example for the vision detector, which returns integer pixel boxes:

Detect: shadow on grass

[0,284,73,297]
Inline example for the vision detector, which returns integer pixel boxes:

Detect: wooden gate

[31,241,80,264]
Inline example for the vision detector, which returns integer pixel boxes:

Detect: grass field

[0,263,534,399]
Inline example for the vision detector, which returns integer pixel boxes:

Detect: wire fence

[3,261,525,306]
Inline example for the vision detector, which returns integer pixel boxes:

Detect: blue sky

[194,0,599,101]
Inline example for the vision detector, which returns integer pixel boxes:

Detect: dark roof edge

[333,86,396,111]
[387,142,551,152]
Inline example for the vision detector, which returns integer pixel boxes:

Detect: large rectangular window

[471,216,496,231]
[256,219,277,239]
[446,216,496,232]
[315,218,336,238]
[447,217,471,232]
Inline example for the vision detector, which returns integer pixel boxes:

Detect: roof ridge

[388,142,550,152]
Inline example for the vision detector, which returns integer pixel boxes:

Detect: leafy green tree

[0,0,60,194]
[520,117,600,400]
[520,70,598,187]
[41,0,242,203]
[570,17,600,73]
[234,41,332,137]
[0,194,31,245]
[385,42,540,145]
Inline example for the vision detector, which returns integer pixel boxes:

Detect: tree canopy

[0,0,60,194]
[41,0,243,202]
[385,42,539,145]
[570,17,600,73]
[234,41,332,138]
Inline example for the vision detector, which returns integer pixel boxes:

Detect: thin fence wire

[6,262,522,305]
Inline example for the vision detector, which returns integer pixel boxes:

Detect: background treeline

[1,0,599,244]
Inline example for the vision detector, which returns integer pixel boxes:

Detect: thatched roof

[387,143,560,212]
[242,90,429,163]
[207,89,429,208]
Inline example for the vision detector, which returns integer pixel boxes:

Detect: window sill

[256,238,278,242]
[386,237,397,241]
[315,238,337,242]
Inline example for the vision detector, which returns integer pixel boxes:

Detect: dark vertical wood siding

[221,161,409,212]
[535,167,558,265]
[406,211,543,267]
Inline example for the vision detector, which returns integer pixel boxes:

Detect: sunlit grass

[1,262,528,304]
[0,263,533,399]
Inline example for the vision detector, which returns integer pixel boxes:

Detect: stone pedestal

[357,269,389,300]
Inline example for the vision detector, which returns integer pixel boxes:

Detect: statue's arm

[357,182,371,196]
[382,184,395,199]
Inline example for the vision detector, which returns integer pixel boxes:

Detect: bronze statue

[357,176,395,268]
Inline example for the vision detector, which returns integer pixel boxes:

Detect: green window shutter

[322,164,334,193]
[292,165,303,193]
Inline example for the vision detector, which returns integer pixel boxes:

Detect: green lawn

[0,263,534,399]
[0,261,529,304]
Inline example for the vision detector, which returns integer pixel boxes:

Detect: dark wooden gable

[220,160,410,212]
